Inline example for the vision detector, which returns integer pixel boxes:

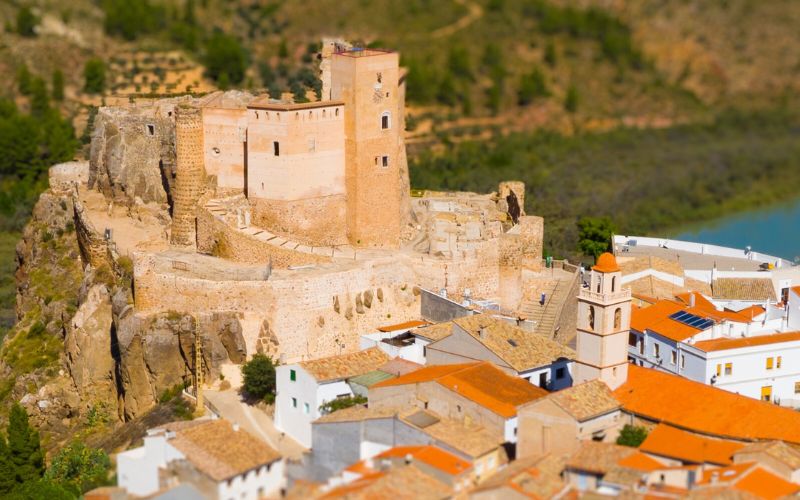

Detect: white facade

[117,427,285,499]
[519,360,574,391]
[274,364,355,448]
[359,330,426,364]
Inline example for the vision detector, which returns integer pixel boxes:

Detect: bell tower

[574,252,631,390]
[331,48,404,248]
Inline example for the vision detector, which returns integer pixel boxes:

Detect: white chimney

[689,293,695,307]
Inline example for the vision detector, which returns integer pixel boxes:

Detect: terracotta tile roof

[614,365,800,444]
[541,379,621,421]
[410,322,456,342]
[625,276,687,301]
[168,419,281,482]
[471,454,570,499]
[313,405,397,424]
[299,347,390,382]
[640,424,744,465]
[375,445,472,476]
[377,358,422,377]
[712,278,776,302]
[449,315,576,371]
[377,320,429,332]
[695,462,800,500]
[734,440,800,469]
[593,253,620,273]
[631,300,704,341]
[374,362,547,418]
[617,452,664,472]
[398,409,502,458]
[619,255,684,277]
[320,464,452,500]
[692,331,800,353]
[565,441,636,475]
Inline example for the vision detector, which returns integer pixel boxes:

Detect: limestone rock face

[89,107,176,205]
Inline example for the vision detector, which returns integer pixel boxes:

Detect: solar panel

[668,310,714,331]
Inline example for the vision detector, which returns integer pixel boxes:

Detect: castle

[78,44,565,367]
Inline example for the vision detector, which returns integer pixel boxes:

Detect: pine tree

[16,64,32,95]
[29,77,50,118]
[52,69,65,101]
[0,434,15,494]
[7,403,44,484]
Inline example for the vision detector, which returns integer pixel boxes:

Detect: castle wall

[249,196,347,247]
[171,106,206,246]
[201,106,247,193]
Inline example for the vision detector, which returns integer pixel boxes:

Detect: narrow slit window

[273,141,280,156]
[381,155,389,167]
[146,124,155,136]
[381,112,390,130]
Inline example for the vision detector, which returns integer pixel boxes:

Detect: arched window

[589,306,595,330]
[381,111,391,130]
[614,308,622,330]
[335,108,339,117]
[596,279,601,293]
[611,276,617,292]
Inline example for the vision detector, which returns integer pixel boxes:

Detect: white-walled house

[117,419,285,499]
[358,320,430,364]
[628,291,800,406]
[423,315,575,391]
[274,347,390,448]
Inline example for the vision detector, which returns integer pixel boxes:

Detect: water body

[674,198,800,262]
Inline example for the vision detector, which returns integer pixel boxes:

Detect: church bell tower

[574,252,631,390]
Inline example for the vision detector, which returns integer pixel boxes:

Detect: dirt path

[431,0,484,39]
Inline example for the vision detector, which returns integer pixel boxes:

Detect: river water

[674,198,800,262]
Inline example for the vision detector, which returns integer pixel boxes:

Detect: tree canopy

[205,32,247,85]
[241,354,277,403]
[616,424,648,447]
[577,217,616,260]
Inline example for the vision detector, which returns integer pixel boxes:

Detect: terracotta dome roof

[592,252,620,273]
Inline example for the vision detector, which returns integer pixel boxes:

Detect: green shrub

[241,354,276,403]
[319,395,367,414]
[83,58,106,94]
[617,424,648,447]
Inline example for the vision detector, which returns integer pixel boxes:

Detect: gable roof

[614,364,800,444]
[692,331,800,353]
[397,409,502,458]
[542,379,621,421]
[565,441,636,475]
[631,300,704,341]
[617,451,664,472]
[373,362,547,418]
[410,322,454,342]
[167,419,281,482]
[695,462,800,500]
[299,347,390,382]
[374,445,472,476]
[712,278,777,302]
[448,315,575,371]
[320,463,452,500]
[640,424,744,466]
[471,454,570,499]
[734,440,800,469]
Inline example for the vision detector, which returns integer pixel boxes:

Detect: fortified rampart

[171,106,206,246]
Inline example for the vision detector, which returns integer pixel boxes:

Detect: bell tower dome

[574,252,631,390]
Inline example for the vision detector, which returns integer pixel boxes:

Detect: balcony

[579,288,631,303]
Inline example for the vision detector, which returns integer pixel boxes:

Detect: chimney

[689,293,695,308]
[232,422,240,432]
[405,453,414,465]
[479,326,487,339]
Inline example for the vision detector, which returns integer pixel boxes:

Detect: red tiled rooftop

[692,331,800,353]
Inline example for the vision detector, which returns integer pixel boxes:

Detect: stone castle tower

[331,49,404,248]
[171,105,206,246]
[574,252,632,390]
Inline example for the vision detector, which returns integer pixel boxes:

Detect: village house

[638,423,744,467]
[368,361,547,444]
[303,405,505,482]
[732,440,800,483]
[469,454,572,500]
[423,315,575,390]
[516,379,622,458]
[116,419,284,499]
[274,347,390,448]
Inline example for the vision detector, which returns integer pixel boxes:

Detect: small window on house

[671,350,677,365]
[767,357,774,370]
[556,367,565,379]
[456,404,462,413]
[628,333,637,347]
[381,112,390,130]
[381,155,389,167]
[653,343,660,358]
[725,363,733,376]
[795,382,800,394]
[291,397,297,408]
[778,356,782,369]
[639,339,645,355]
[303,402,310,414]
[146,124,155,136]
[681,354,686,369]
[716,364,722,376]
[614,308,622,330]
[273,141,280,156]
[290,369,296,381]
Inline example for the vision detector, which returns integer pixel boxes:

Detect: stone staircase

[204,199,358,260]
[520,269,577,338]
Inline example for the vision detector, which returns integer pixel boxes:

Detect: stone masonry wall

[171,106,206,246]
[250,195,348,247]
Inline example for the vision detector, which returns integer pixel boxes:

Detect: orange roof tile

[792,286,800,297]
[631,300,704,341]
[593,252,620,273]
[615,365,800,444]
[733,466,800,500]
[373,362,547,418]
[617,452,664,472]
[375,445,472,476]
[640,424,744,465]
[299,347,390,382]
[377,320,429,332]
[692,331,800,353]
